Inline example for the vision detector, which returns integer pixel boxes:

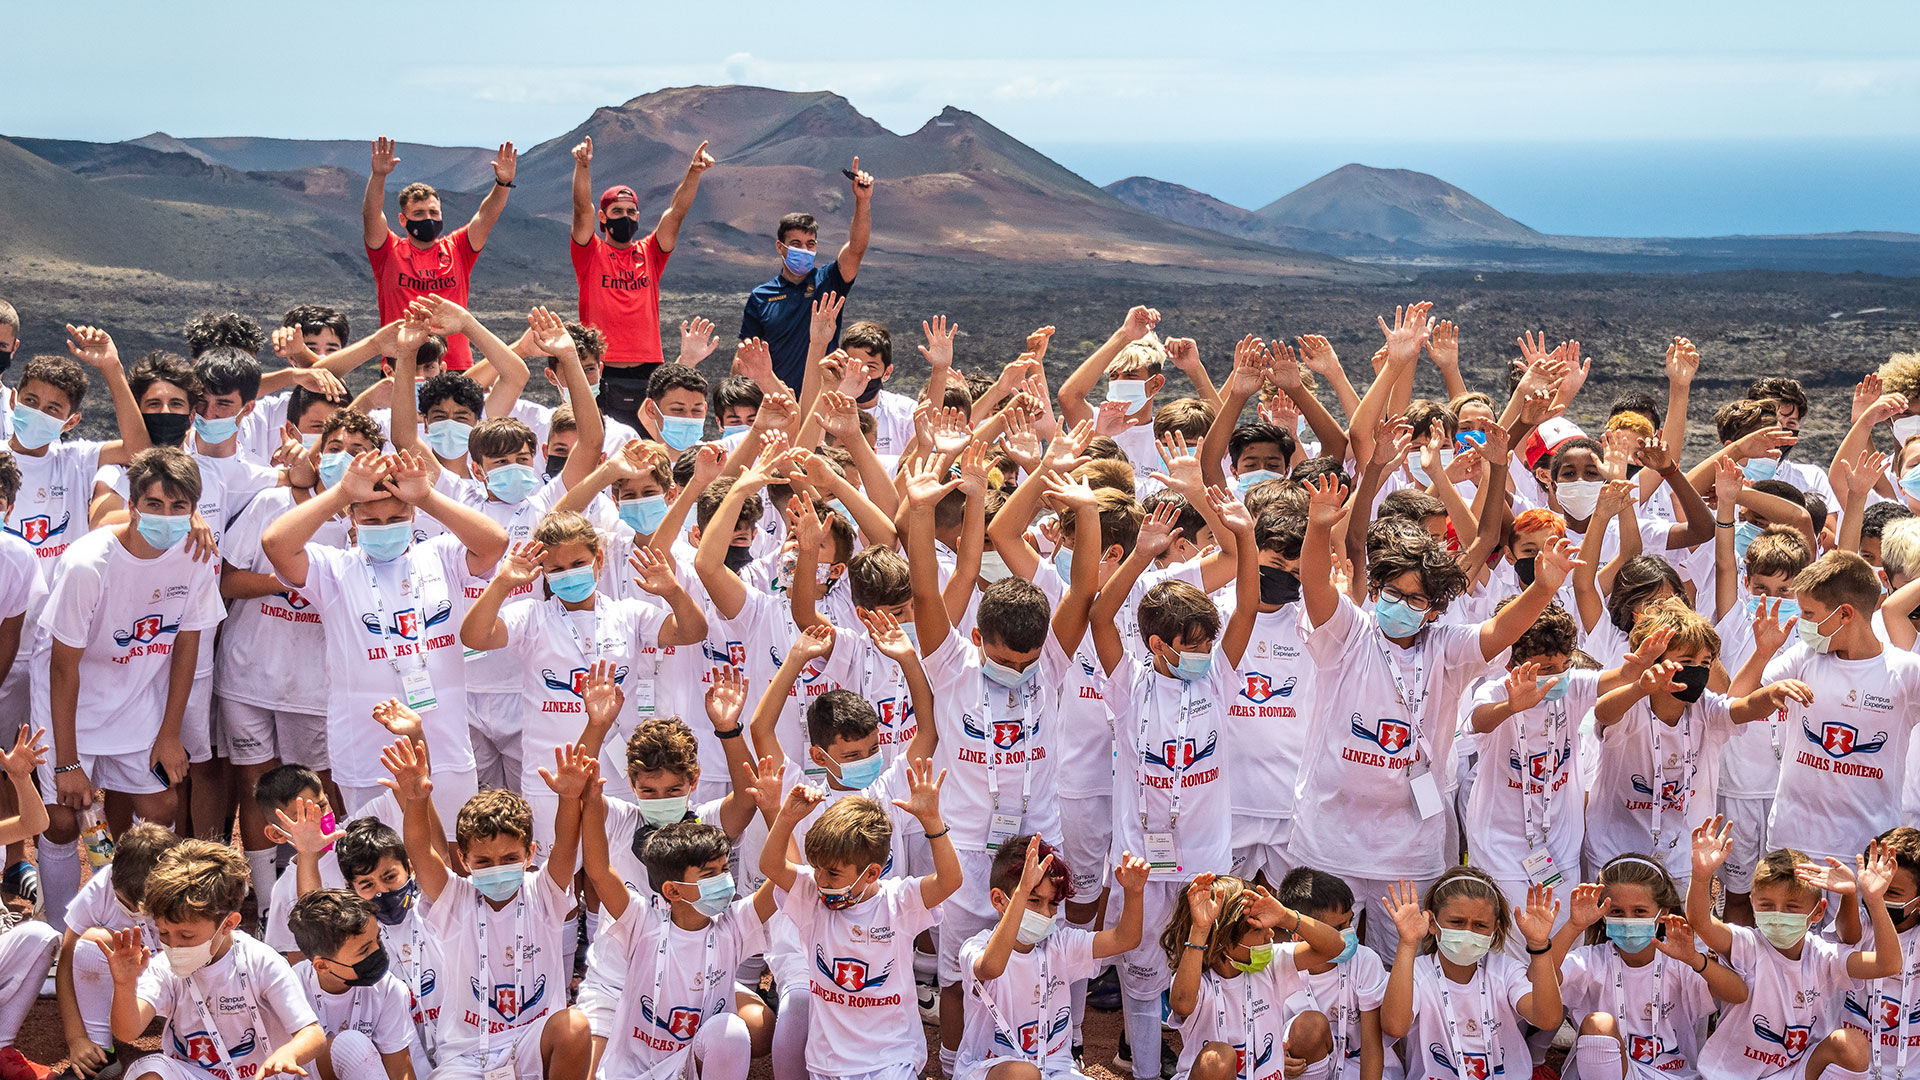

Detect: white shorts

[1057,794,1113,902]
[1230,815,1295,885]
[1718,794,1774,895]
[938,849,999,984]
[430,1010,553,1080]
[182,675,213,763]
[1340,873,1439,959]
[338,767,477,837]
[37,750,165,797]
[954,1060,1089,1080]
[811,1065,920,1080]
[1111,879,1180,1002]
[215,697,329,769]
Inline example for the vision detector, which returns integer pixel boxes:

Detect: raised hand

[388,449,435,504]
[735,337,775,383]
[1665,337,1700,387]
[847,155,874,201]
[1134,500,1184,560]
[1164,337,1202,377]
[527,305,576,359]
[1653,914,1701,963]
[0,725,47,782]
[1151,432,1205,497]
[687,140,716,174]
[65,325,119,372]
[1504,661,1549,713]
[1121,305,1161,341]
[1531,537,1584,590]
[1796,856,1859,897]
[271,796,342,855]
[1566,882,1607,930]
[1622,625,1674,677]
[1750,597,1799,656]
[999,408,1043,474]
[1186,872,1222,930]
[1371,417,1414,468]
[491,141,518,186]
[1378,302,1434,365]
[809,292,846,345]
[1632,434,1676,475]
[777,782,826,825]
[1859,840,1897,903]
[1015,841,1054,898]
[1841,451,1890,502]
[571,136,593,167]
[370,699,425,744]
[789,622,836,665]
[745,755,784,819]
[901,455,962,510]
[1113,851,1150,893]
[1426,319,1459,370]
[930,407,973,456]
[1207,485,1255,537]
[889,757,946,826]
[678,317,718,365]
[370,136,400,177]
[1044,419,1095,473]
[1516,883,1560,949]
[581,659,624,730]
[495,540,547,592]
[97,928,149,985]
[629,545,678,597]
[1039,471,1099,517]
[1692,814,1733,878]
[1637,660,1685,697]
[917,316,958,370]
[704,665,747,731]
[1025,325,1056,362]
[1094,398,1138,436]
[858,606,916,664]
[378,737,434,804]
[956,442,992,500]
[1305,474,1351,531]
[538,741,595,800]
[1712,454,1745,511]
[1296,335,1339,379]
[1385,879,1429,945]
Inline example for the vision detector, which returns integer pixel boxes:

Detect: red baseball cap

[1523,417,1586,469]
[598,185,637,212]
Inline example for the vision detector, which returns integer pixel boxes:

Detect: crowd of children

[5,199,1920,1080]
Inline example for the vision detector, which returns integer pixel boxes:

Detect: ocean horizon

[1044,137,1920,240]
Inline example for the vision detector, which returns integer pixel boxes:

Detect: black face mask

[404,217,444,243]
[0,347,13,374]
[339,945,389,987]
[723,544,754,572]
[544,453,567,480]
[1514,555,1537,587]
[370,880,419,927]
[1259,565,1301,606]
[143,412,192,447]
[856,376,883,404]
[1671,664,1712,704]
[604,216,641,244]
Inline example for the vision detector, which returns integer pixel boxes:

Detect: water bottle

[82,807,113,868]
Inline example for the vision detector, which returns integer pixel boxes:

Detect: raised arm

[656,141,715,253]
[536,742,591,891]
[1089,501,1179,675]
[381,738,449,901]
[1299,476,1353,631]
[1045,474,1103,654]
[569,137,595,246]
[1479,538,1582,660]
[1686,817,1736,955]
[835,157,874,283]
[362,137,397,250]
[1058,306,1159,426]
[463,142,516,251]
[759,784,823,892]
[1661,337,1698,460]
[262,452,379,588]
[390,450,509,574]
[901,457,963,656]
[459,541,542,652]
[65,326,151,467]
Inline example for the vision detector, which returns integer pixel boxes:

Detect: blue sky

[9,1,1920,233]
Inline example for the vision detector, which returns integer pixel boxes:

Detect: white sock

[244,848,278,902]
[1574,1035,1624,1080]
[327,1029,386,1080]
[71,934,116,1044]
[693,1012,752,1080]
[1123,993,1163,1080]
[913,944,937,983]
[939,1045,957,1077]
[1070,976,1087,1043]
[0,920,58,1047]
[38,838,81,932]
[561,914,580,977]
[771,986,809,1080]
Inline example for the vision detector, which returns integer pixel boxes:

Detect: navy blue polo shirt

[739,261,853,392]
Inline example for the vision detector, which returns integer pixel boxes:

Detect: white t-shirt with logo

[458,479,570,694]
[36,528,225,754]
[1291,596,1486,881]
[596,889,770,1079]
[1219,599,1313,829]
[1559,945,1714,1076]
[8,440,103,573]
[1585,693,1734,882]
[1029,565,1115,802]
[957,926,1097,1075]
[499,593,668,790]
[292,961,417,1054]
[298,537,480,786]
[1286,948,1392,1080]
[1840,921,1920,1073]
[214,489,348,714]
[1400,953,1533,1080]
[1106,646,1233,881]
[818,623,920,763]
[1715,603,1790,801]
[780,868,940,1077]
[1173,943,1313,1080]
[1697,924,1851,1079]
[865,390,917,458]
[1764,643,1920,862]
[135,930,320,1080]
[426,870,572,1065]
[1463,671,1595,885]
[922,632,1068,854]
[732,586,839,766]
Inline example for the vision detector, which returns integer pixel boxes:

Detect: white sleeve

[252,950,322,1036]
[42,554,104,648]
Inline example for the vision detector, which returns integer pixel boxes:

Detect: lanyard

[1516,698,1566,850]
[473,879,527,1040]
[1646,706,1697,853]
[362,557,425,678]
[1612,952,1666,1063]
[1137,665,1198,833]
[969,942,1053,1062]
[1370,635,1428,762]
[1870,957,1917,1079]
[644,897,723,1048]
[1298,965,1354,1066]
[384,916,431,1040]
[558,602,600,664]
[981,672,1037,817]
[1437,961,1503,1080]
[182,962,258,1072]
[1208,970,1262,1079]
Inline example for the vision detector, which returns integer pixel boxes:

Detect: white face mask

[1893,415,1920,445]
[977,551,1013,583]
[1435,927,1494,966]
[1754,910,1813,949]
[1017,907,1059,945]
[165,936,217,977]
[1555,479,1603,519]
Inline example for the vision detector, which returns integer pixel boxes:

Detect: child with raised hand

[1833,827,1920,1076]
[1379,868,1561,1080]
[1163,871,1349,1080]
[286,889,418,1080]
[1586,598,1815,890]
[759,761,961,1080]
[1294,470,1581,956]
[331,818,440,1073]
[57,822,180,1080]
[1548,855,1737,1079]
[1270,869,1389,1080]
[957,838,1150,1080]
[1690,816,1896,1080]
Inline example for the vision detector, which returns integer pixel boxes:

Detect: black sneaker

[1,861,38,912]
[1087,967,1121,1011]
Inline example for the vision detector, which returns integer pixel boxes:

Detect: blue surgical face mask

[1901,467,1920,501]
[356,520,415,563]
[561,382,602,407]
[1742,456,1779,482]
[686,873,736,918]
[1537,672,1569,702]
[484,462,543,504]
[1332,927,1360,965]
[1171,649,1212,681]
[547,564,597,604]
[982,656,1033,688]
[1604,916,1659,954]
[470,862,524,902]
[829,748,885,790]
[723,424,750,439]
[1733,520,1762,563]
[1744,594,1800,622]
[10,405,66,450]
[1233,469,1284,496]
[1106,379,1148,406]
[136,511,192,551]
[619,494,669,535]
[783,244,815,275]
[318,451,352,489]
[299,432,321,450]
[659,414,705,451]
[192,414,240,445]
[1373,595,1427,639]
[636,796,689,828]
[424,419,472,459]
[1052,545,1073,582]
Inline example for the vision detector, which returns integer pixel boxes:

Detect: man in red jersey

[570,134,715,430]
[361,135,517,370]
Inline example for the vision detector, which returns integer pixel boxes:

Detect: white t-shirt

[457,478,570,694]
[1173,943,1313,1080]
[818,623,920,763]
[1220,600,1313,827]
[732,586,839,765]
[298,537,480,786]
[1715,603,1789,801]
[7,440,103,572]
[1029,565,1115,801]
[596,889,770,1079]
[1400,953,1534,1080]
[499,593,668,788]
[375,900,445,1058]
[864,389,917,458]
[1106,645,1234,881]
[293,961,417,1054]
[135,930,319,1080]
[604,796,724,898]
[1839,922,1920,1074]
[506,398,642,464]
[1559,945,1714,1076]
[1698,924,1852,1079]
[779,868,940,1077]
[236,390,291,466]
[921,631,1068,854]
[787,757,916,881]
[1463,671,1596,885]
[65,866,158,945]
[1584,693,1734,881]
[1287,949,1391,1080]
[957,927,1098,1074]
[1291,596,1487,880]
[426,870,572,1064]
[36,527,225,754]
[1764,643,1920,862]
[213,488,347,713]
[266,852,342,953]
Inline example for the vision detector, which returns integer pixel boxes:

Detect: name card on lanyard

[365,559,437,711]
[1374,636,1442,820]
